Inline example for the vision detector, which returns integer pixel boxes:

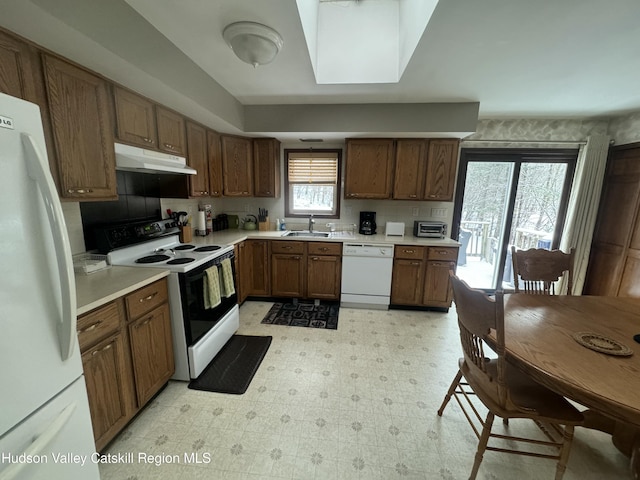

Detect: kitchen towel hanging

[203,265,221,309]
[219,258,236,297]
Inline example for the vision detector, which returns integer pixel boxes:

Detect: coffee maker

[359,211,377,235]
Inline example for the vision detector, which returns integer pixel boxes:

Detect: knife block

[258,217,270,231]
[179,225,193,243]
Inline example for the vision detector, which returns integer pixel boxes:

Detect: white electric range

[97,220,239,381]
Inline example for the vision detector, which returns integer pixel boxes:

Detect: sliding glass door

[451,149,577,291]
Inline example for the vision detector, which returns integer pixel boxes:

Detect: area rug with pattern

[261,300,339,329]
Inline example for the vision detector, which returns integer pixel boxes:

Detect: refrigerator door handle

[21,133,77,361]
[0,403,77,480]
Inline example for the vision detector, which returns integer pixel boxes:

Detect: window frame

[284,148,342,219]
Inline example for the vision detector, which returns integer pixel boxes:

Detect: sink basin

[285,231,330,238]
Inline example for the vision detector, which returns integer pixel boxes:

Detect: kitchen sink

[285,231,330,238]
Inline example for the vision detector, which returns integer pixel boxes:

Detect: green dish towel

[203,265,221,309]
[220,258,236,298]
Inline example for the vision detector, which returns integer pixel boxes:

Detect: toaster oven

[413,221,447,238]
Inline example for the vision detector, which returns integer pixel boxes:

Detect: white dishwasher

[341,243,394,309]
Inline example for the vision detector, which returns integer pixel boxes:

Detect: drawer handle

[320,247,329,252]
[312,257,319,261]
[403,249,415,254]
[164,143,177,150]
[92,343,112,356]
[79,321,101,334]
[67,188,94,194]
[283,246,293,250]
[409,194,417,198]
[411,262,421,265]
[139,292,158,303]
[435,250,448,255]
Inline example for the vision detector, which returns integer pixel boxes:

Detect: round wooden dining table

[501,294,640,477]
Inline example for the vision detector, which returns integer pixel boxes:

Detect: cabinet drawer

[271,241,305,255]
[77,301,121,352]
[308,242,342,256]
[125,279,168,321]
[427,247,458,261]
[394,245,426,260]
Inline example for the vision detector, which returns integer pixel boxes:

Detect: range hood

[114,142,197,175]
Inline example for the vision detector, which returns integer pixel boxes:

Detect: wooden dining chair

[437,273,583,480]
[511,246,575,295]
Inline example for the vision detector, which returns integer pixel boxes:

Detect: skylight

[296,0,439,84]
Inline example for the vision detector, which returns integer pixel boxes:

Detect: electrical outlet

[412,207,419,216]
[431,208,447,218]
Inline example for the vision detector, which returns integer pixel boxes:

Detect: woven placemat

[572,332,633,356]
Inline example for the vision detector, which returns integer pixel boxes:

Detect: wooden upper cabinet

[344,139,395,199]
[156,106,186,156]
[0,30,38,101]
[113,87,157,148]
[42,54,117,200]
[221,135,253,196]
[393,139,427,200]
[253,138,281,197]
[423,139,459,201]
[186,121,209,197]
[207,130,223,197]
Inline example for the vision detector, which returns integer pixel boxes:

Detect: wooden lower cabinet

[390,245,458,308]
[78,278,173,451]
[128,303,174,406]
[271,254,306,297]
[307,255,341,300]
[81,332,132,451]
[246,240,270,296]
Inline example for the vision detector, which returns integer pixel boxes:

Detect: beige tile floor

[98,301,631,480]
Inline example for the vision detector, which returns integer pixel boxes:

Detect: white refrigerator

[0,93,100,479]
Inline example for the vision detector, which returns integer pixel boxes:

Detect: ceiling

[3,0,640,141]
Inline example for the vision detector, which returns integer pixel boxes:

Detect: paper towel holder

[195,210,208,236]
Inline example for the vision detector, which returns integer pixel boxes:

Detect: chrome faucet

[308,215,315,232]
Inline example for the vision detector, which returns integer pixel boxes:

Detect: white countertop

[190,229,461,248]
[76,266,170,316]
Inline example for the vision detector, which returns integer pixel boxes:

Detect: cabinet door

[393,139,427,200]
[271,254,305,297]
[128,303,174,406]
[307,255,341,300]
[186,122,209,197]
[156,106,186,156]
[391,259,424,305]
[246,240,270,296]
[0,30,38,101]
[423,261,456,307]
[207,130,223,197]
[113,87,157,148]
[42,55,117,200]
[253,138,281,197]
[584,244,624,296]
[344,139,395,199]
[221,135,253,196]
[424,139,459,201]
[235,243,248,303]
[82,333,132,451]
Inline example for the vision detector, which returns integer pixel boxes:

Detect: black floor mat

[188,335,272,395]
[261,300,339,329]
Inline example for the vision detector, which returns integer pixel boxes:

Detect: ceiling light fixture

[223,21,283,68]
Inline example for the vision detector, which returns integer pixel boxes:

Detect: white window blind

[287,153,338,184]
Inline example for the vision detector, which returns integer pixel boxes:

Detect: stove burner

[136,254,170,264]
[194,245,222,252]
[167,257,196,265]
[174,244,196,251]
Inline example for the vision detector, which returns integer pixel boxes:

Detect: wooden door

[42,55,117,200]
[253,138,281,197]
[186,121,209,197]
[423,261,456,307]
[207,130,223,197]
[246,240,270,296]
[113,87,157,148]
[393,139,427,200]
[424,139,459,201]
[271,254,305,297]
[156,106,186,156]
[0,30,38,101]
[344,139,395,198]
[82,333,131,450]
[390,259,424,305]
[221,135,253,196]
[307,255,341,299]
[128,303,174,406]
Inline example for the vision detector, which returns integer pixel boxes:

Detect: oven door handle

[22,133,77,361]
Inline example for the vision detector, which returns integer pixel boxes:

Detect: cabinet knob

[213,191,219,195]
[312,257,319,260]
[409,194,417,198]
[144,138,154,144]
